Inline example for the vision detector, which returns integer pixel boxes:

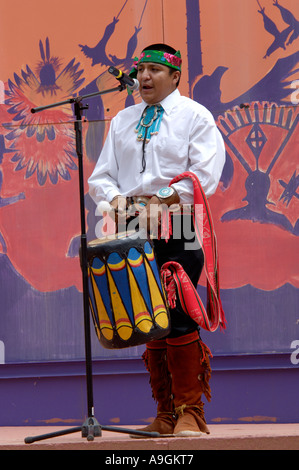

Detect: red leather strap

[160,171,226,333]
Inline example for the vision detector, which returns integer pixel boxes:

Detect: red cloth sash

[160,171,226,332]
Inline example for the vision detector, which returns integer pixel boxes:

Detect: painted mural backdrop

[0,0,298,363]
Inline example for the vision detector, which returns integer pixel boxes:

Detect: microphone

[108,66,139,91]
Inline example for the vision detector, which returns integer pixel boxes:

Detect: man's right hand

[109,196,127,230]
[110,195,127,213]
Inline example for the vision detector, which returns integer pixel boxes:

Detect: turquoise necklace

[135,104,164,142]
[135,104,164,172]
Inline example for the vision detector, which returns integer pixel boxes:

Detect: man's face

[137,62,180,105]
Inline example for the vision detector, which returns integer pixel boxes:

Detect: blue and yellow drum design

[87,230,170,349]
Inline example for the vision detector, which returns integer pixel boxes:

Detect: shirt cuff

[106,190,122,204]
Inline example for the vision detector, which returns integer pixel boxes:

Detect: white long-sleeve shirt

[88,89,225,205]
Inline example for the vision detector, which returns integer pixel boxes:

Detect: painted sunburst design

[4,38,85,185]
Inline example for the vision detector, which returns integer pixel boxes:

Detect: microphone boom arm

[31,85,124,114]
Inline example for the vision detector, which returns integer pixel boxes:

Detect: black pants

[153,215,204,338]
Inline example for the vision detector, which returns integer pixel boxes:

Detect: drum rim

[88,229,147,247]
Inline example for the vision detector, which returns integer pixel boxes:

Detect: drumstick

[97,201,112,215]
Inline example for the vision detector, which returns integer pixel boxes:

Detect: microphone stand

[24,83,159,444]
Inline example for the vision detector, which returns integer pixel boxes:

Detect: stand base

[24,416,160,444]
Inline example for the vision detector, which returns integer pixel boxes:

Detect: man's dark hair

[143,43,177,55]
[142,43,181,87]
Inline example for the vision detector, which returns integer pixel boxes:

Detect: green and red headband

[129,49,182,78]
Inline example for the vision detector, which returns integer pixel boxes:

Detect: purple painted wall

[1,355,298,426]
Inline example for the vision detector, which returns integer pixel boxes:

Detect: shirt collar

[141,89,181,116]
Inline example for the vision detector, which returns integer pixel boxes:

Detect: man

[88,43,225,437]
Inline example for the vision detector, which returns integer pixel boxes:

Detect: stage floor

[1,423,299,450]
